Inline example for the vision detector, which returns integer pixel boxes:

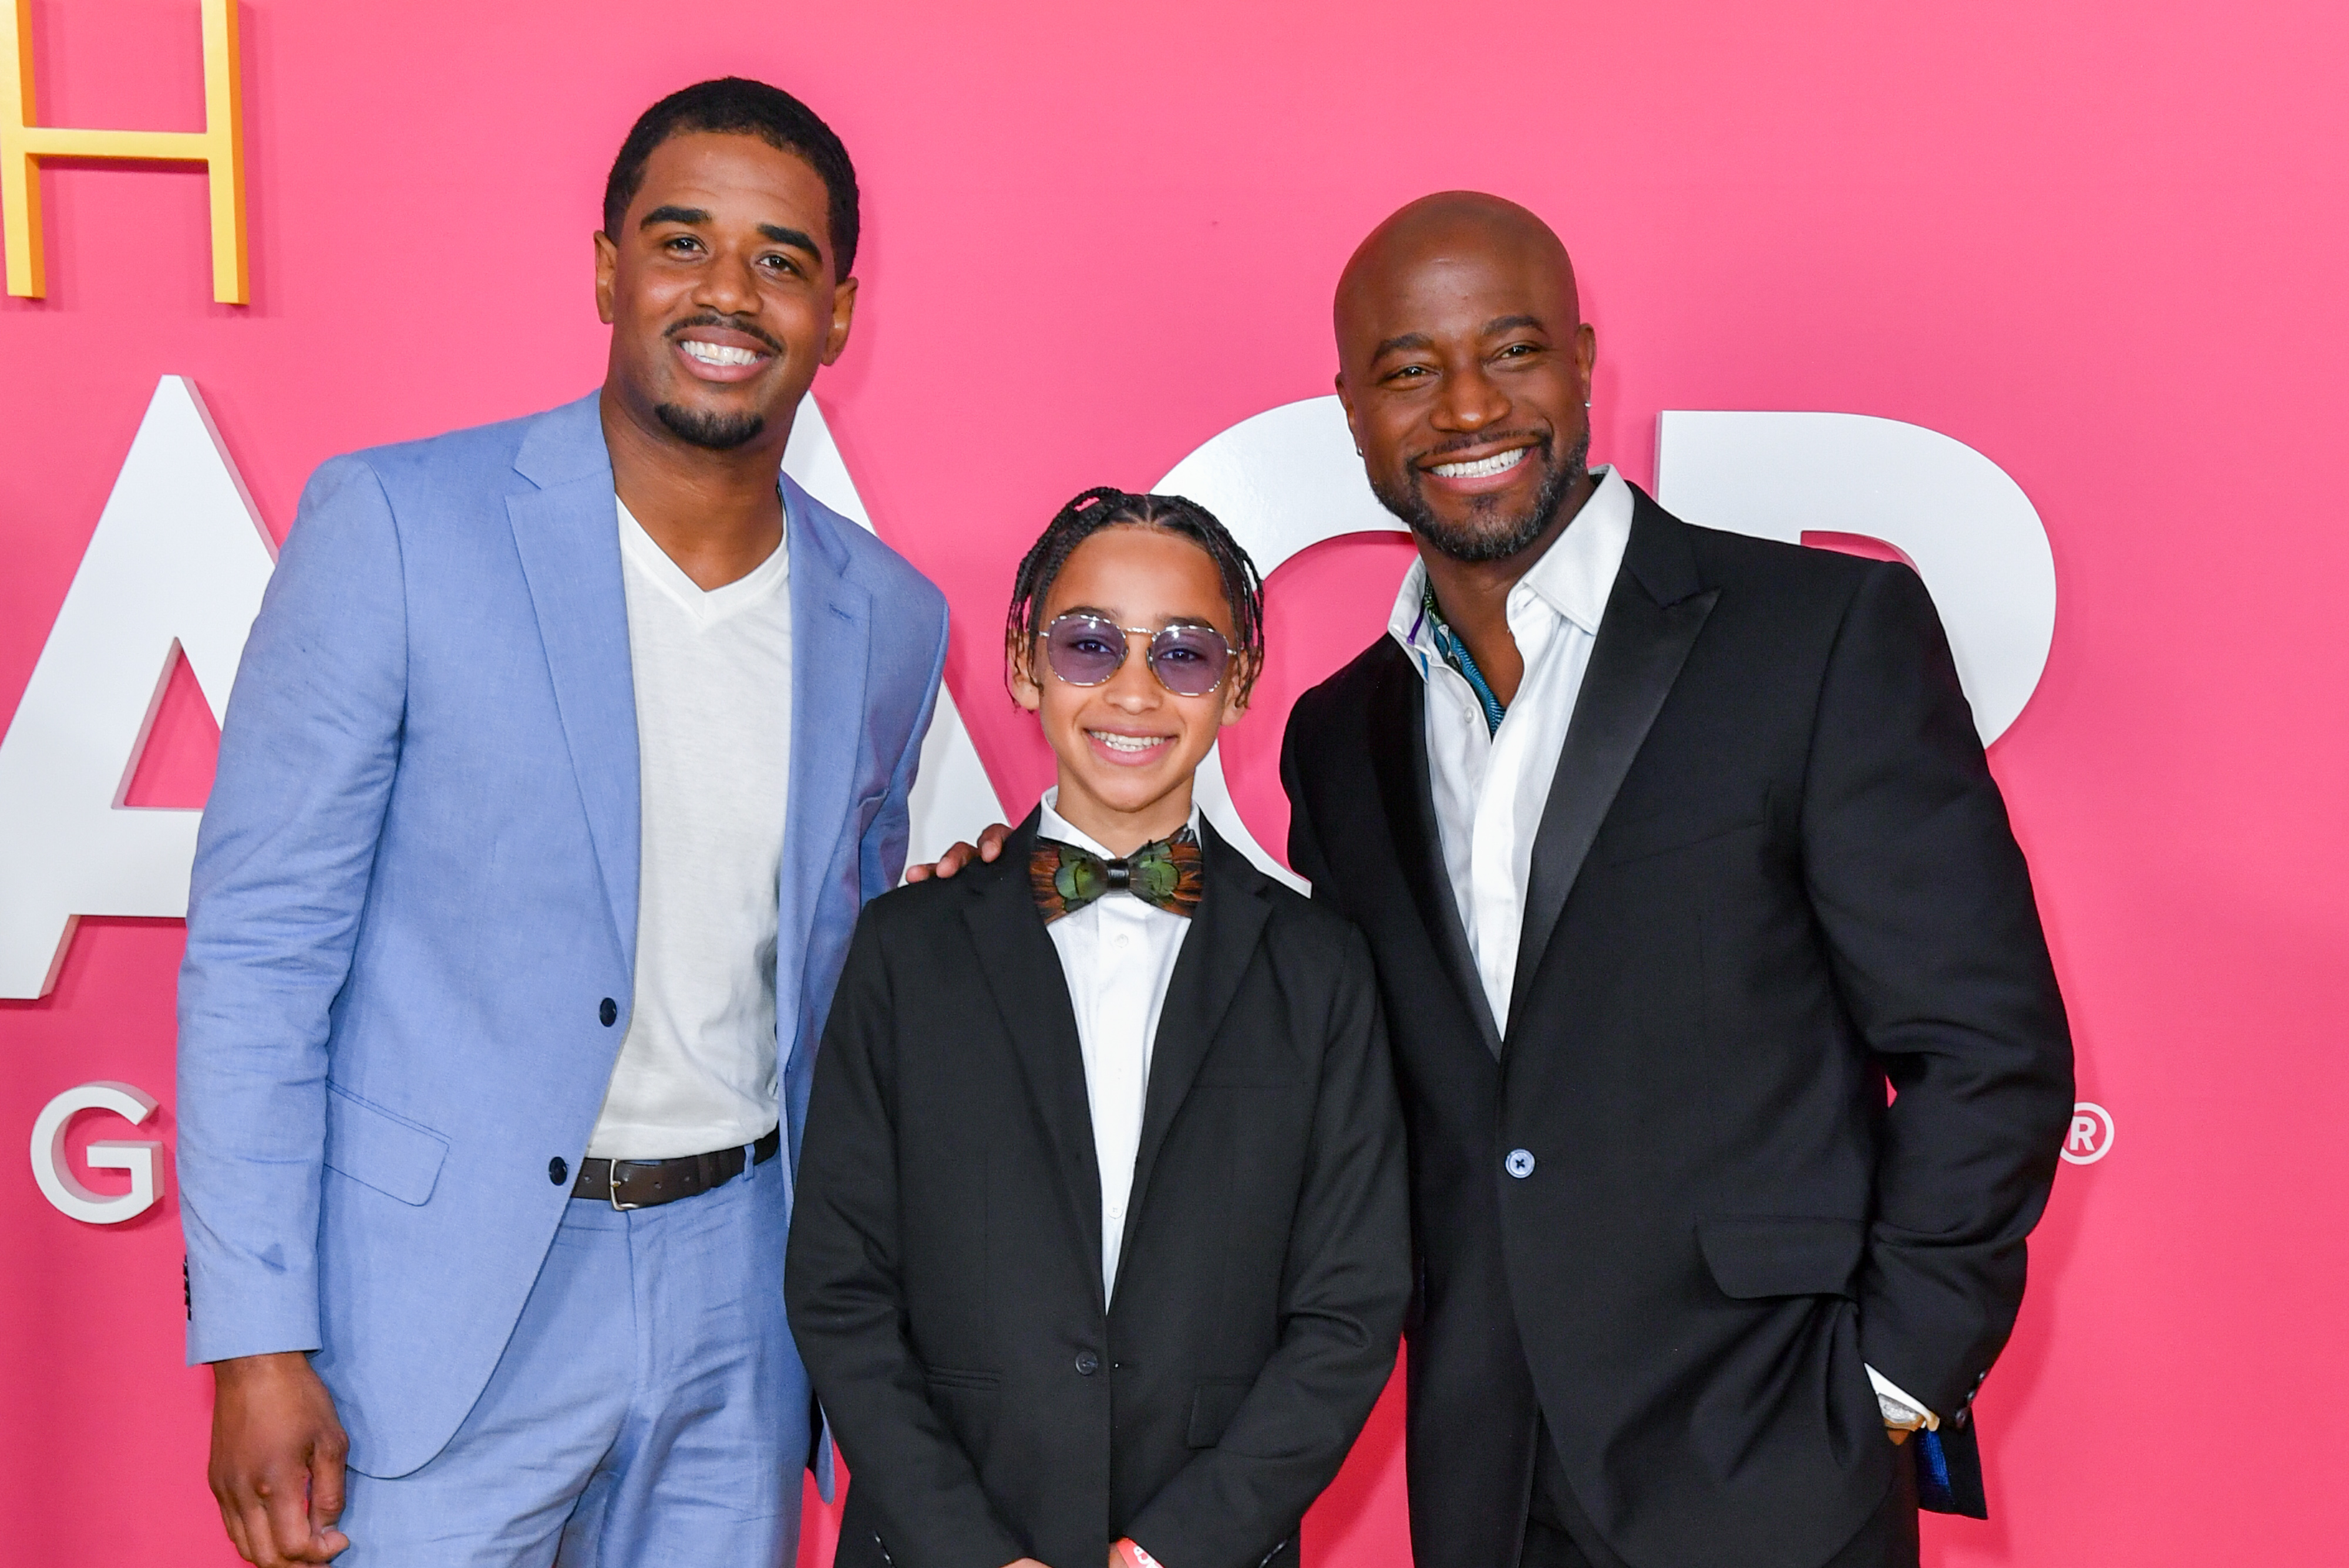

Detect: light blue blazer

[176,392,948,1477]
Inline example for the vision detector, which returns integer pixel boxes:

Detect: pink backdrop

[6,1,2344,1560]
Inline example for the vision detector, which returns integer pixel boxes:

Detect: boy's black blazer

[787,813,1411,1568]
[1281,490,2075,1568]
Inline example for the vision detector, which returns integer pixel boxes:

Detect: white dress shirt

[1386,467,1937,1429]
[588,499,791,1160]
[1386,465,1635,1034]
[1036,790,1197,1301]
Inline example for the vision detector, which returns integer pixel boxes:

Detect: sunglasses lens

[1148,626,1231,696]
[1044,616,1126,685]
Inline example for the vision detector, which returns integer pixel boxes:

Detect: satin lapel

[506,402,640,968]
[962,816,1104,1305]
[776,480,872,1028]
[1119,822,1274,1267]
[1508,502,1718,1037]
[1368,652,1503,1057]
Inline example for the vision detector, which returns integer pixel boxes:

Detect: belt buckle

[608,1160,642,1213]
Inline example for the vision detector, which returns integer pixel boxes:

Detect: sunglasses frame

[1035,611,1238,698]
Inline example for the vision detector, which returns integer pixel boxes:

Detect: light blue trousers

[337,1149,806,1567]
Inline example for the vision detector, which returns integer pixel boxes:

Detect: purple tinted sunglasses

[1038,613,1235,697]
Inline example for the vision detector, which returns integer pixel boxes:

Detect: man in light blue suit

[178,79,945,1568]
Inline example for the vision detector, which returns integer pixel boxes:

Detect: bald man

[1277,195,2074,1568]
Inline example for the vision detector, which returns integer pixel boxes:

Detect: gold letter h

[1,0,247,302]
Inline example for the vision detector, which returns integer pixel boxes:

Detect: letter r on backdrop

[0,0,248,301]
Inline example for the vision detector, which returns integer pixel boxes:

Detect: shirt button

[1074,1351,1101,1377]
[548,1156,570,1186]
[1505,1148,1536,1179]
[598,998,618,1027]
[1115,933,1131,949]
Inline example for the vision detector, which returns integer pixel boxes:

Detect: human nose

[1431,361,1508,435]
[1102,631,1162,711]
[692,244,762,317]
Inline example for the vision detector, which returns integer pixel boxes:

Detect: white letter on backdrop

[0,376,274,998]
[29,1081,163,1224]
[1655,410,2055,743]
[1153,399,2057,887]
[781,395,1007,867]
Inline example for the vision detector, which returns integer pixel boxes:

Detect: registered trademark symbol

[2061,1101,2114,1165]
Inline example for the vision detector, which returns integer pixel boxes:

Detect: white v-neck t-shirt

[586,499,792,1160]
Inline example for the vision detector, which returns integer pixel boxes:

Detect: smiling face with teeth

[596,130,855,460]
[1334,192,1597,569]
[1010,527,1251,857]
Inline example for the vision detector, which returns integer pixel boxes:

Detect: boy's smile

[1011,527,1250,857]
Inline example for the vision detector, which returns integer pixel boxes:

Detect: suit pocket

[322,1083,449,1206]
[1594,811,1765,869]
[1698,1214,1865,1300]
[923,1367,999,1453]
[1186,1377,1254,1448]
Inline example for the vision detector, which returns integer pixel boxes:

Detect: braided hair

[1005,486,1267,707]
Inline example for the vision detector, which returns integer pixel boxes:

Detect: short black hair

[603,78,860,278]
[1006,487,1267,706]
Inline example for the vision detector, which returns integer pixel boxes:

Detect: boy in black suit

[788,487,1411,1568]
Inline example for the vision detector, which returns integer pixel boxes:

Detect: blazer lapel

[506,395,641,970]
[775,476,873,1029]
[1369,652,1504,1057]
[1118,822,1273,1270]
[1508,495,1718,1037]
[962,815,1105,1304]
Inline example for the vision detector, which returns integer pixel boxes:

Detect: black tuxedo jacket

[786,815,1411,1568]
[1281,489,2074,1568]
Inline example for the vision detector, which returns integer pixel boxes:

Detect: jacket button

[548,1157,569,1185]
[1505,1148,1536,1179]
[599,998,618,1027]
[1074,1351,1101,1376]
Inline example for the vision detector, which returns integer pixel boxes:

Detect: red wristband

[1113,1539,1163,1568]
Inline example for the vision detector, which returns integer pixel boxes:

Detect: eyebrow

[1482,314,1547,337]
[1372,314,1552,361]
[1372,331,1433,360]
[637,209,822,260]
[756,223,821,258]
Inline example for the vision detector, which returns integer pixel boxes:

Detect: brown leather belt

[572,1125,781,1210]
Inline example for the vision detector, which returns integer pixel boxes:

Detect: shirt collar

[1038,788,1202,863]
[1385,465,1636,670]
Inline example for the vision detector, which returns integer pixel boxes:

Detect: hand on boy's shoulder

[903,822,1012,883]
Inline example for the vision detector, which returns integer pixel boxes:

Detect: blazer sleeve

[1125,927,1412,1567]
[785,909,1030,1568]
[859,596,948,901]
[175,456,408,1365]
[1799,561,2074,1420]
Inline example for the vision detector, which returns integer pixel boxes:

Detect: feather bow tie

[1031,829,1204,922]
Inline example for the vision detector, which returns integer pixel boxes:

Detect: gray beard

[654,403,765,451]
[1371,426,1591,565]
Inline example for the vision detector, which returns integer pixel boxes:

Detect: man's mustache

[1415,429,1551,465]
[665,312,785,356]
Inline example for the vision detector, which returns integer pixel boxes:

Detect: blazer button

[1505,1148,1536,1179]
[548,1156,569,1186]
[599,998,618,1027]
[1074,1351,1101,1377]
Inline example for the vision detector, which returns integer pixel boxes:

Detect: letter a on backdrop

[0,376,274,998]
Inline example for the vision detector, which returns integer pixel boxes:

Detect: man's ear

[594,231,620,325]
[821,276,859,365]
[1008,637,1045,714]
[1220,654,1259,724]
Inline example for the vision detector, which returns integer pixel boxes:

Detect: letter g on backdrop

[1158,398,2058,886]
